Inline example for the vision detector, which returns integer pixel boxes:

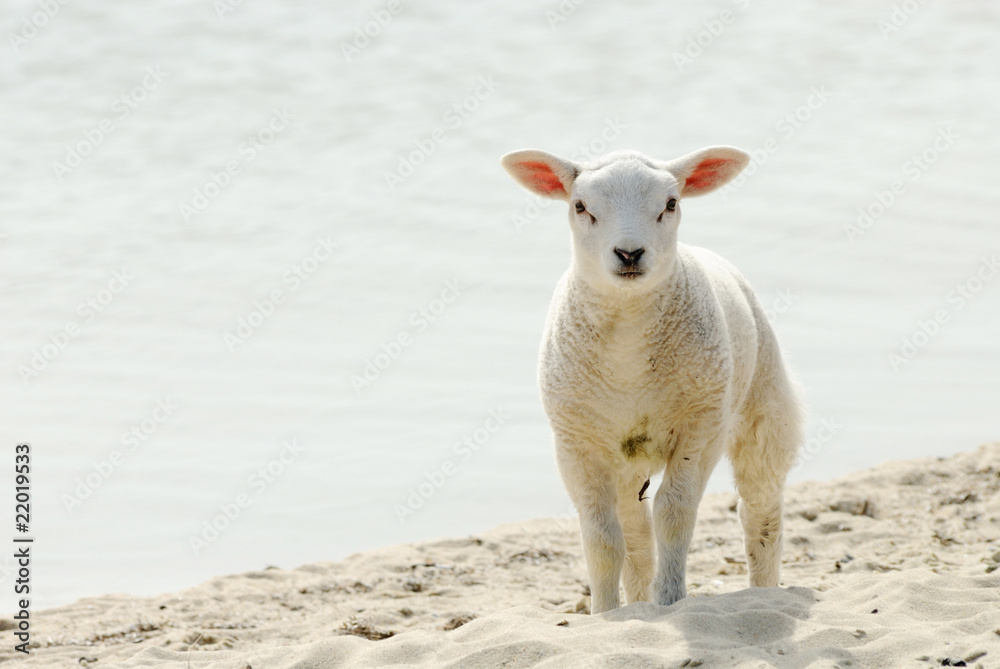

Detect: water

[1,0,998,609]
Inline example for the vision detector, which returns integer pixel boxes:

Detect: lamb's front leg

[557,447,624,613]
[651,445,722,606]
[616,474,654,604]
[579,497,625,613]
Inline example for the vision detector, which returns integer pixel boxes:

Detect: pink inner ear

[518,161,566,195]
[685,158,732,191]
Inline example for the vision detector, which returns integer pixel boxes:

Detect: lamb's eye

[657,198,679,222]
[574,201,586,214]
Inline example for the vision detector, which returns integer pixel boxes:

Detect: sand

[4,442,999,668]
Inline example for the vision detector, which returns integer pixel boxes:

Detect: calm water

[1,0,998,609]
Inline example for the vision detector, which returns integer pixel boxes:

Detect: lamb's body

[542,243,800,610]
[501,146,803,612]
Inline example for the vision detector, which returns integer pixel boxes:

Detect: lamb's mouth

[617,270,644,279]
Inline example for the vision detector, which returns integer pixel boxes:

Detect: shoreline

[4,442,999,668]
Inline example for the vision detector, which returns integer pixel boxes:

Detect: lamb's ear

[500,149,580,201]
[662,146,750,198]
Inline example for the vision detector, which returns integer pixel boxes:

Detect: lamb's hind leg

[730,406,800,588]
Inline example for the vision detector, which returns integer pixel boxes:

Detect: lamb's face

[500,146,750,294]
[568,159,681,292]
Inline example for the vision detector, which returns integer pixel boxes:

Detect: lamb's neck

[568,268,686,333]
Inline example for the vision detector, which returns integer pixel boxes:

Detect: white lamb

[501,146,803,613]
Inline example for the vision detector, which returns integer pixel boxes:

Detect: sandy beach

[4,442,998,668]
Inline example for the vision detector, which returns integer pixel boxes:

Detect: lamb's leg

[650,444,722,606]
[731,412,798,587]
[616,474,653,604]
[735,484,784,587]
[556,447,623,613]
[579,500,625,613]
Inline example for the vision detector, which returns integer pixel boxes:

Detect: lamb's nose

[614,247,645,266]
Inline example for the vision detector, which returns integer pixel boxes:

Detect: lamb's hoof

[653,589,686,607]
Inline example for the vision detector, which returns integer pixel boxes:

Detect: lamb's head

[501,147,749,293]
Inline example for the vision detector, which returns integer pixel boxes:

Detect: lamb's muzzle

[613,247,644,271]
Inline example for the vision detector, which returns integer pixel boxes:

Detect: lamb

[500,146,804,613]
